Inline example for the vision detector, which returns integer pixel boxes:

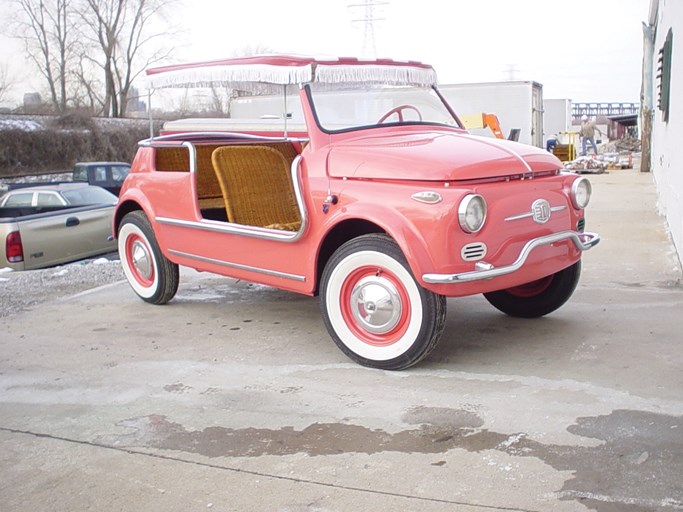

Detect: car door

[19,206,115,270]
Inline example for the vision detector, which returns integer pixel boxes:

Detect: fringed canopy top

[145,55,437,92]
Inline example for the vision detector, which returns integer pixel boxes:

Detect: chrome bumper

[422,231,600,284]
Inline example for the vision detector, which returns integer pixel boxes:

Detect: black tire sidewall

[483,261,582,318]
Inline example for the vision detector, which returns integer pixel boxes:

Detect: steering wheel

[377,105,423,123]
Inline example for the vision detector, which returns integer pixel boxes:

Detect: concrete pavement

[1,167,682,512]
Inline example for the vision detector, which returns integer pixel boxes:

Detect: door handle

[65,217,80,227]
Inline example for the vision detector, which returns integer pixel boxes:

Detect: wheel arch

[114,200,143,235]
[113,192,156,238]
[313,208,437,296]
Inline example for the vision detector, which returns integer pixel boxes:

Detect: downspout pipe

[640,0,658,172]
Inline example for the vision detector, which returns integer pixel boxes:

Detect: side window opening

[94,166,107,183]
[3,192,34,207]
[73,166,88,182]
[37,193,64,207]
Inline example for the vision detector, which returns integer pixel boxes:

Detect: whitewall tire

[320,234,446,370]
[118,211,179,305]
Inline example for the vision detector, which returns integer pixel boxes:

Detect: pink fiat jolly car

[114,55,599,370]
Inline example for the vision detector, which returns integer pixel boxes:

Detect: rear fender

[113,190,157,238]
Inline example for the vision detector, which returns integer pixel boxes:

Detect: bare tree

[71,54,105,113]
[0,63,15,105]
[11,0,74,112]
[78,0,175,117]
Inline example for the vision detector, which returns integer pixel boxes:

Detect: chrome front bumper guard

[422,231,600,284]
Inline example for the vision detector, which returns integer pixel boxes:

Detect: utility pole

[349,0,388,58]
[504,63,519,81]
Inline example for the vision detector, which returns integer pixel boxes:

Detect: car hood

[327,131,561,181]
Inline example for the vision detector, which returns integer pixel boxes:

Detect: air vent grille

[577,218,586,232]
[461,242,487,261]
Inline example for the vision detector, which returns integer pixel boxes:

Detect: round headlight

[571,177,592,209]
[458,194,487,233]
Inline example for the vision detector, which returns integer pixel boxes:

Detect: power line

[349,0,388,57]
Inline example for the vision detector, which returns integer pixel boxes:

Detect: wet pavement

[1,167,682,511]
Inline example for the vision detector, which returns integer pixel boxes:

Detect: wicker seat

[155,145,225,208]
[211,145,301,231]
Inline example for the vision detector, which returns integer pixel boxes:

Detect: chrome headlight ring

[571,177,592,210]
[458,194,487,233]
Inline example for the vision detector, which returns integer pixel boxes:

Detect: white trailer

[543,98,573,146]
[438,81,544,147]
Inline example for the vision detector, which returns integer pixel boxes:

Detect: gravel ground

[0,252,125,317]
[1,172,126,317]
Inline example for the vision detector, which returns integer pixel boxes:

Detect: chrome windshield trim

[167,249,305,282]
[505,205,566,222]
[155,155,307,243]
[422,231,600,284]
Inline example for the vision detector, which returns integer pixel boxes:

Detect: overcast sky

[1,0,648,106]
[166,0,648,103]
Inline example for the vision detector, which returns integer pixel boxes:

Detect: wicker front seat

[211,145,301,231]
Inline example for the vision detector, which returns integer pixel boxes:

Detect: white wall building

[644,0,683,263]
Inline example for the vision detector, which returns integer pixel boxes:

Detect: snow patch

[0,119,44,131]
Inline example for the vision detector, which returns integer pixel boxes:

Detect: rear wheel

[320,234,446,370]
[118,211,179,305]
[483,261,581,318]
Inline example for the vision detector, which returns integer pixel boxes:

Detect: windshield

[307,84,460,132]
[62,187,117,206]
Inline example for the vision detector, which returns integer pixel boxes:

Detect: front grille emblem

[505,200,566,223]
[531,199,551,224]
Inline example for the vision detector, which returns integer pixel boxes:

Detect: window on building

[657,28,673,122]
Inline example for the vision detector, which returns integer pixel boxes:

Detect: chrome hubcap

[131,240,152,280]
[351,276,402,334]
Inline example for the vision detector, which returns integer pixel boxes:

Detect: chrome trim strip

[505,205,566,222]
[167,249,306,282]
[290,154,308,239]
[422,231,600,284]
[155,155,308,243]
[139,132,309,146]
[157,216,297,240]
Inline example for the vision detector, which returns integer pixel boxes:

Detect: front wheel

[483,261,582,318]
[118,210,179,305]
[320,234,447,370]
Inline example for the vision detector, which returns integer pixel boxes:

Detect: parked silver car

[0,184,117,270]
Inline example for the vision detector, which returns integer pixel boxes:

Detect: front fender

[319,200,442,288]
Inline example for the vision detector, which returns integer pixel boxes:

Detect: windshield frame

[304,84,464,135]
